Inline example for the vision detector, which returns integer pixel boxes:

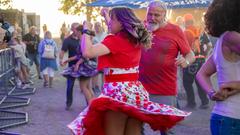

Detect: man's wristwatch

[185,60,190,66]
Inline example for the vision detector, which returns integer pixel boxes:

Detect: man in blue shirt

[59,22,81,110]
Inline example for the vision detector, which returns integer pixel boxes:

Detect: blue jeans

[211,113,240,135]
[66,76,76,106]
[28,53,40,66]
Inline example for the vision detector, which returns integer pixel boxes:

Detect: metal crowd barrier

[0,48,29,131]
[0,48,36,97]
[0,48,15,103]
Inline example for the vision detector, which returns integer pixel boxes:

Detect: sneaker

[185,104,196,109]
[199,104,209,109]
[21,84,30,89]
[65,104,71,110]
[17,82,22,89]
[39,76,43,79]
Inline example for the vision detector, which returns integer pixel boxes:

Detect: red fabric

[98,31,141,70]
[139,23,191,95]
[104,73,139,82]
[83,97,184,135]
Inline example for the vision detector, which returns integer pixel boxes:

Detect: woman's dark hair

[204,0,240,37]
[109,7,152,49]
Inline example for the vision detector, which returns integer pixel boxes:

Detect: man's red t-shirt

[139,23,191,96]
[98,32,141,70]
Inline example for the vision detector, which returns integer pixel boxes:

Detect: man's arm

[59,38,69,66]
[175,50,195,68]
[59,50,65,67]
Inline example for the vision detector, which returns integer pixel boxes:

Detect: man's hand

[175,55,189,68]
[59,60,65,67]
[62,60,68,67]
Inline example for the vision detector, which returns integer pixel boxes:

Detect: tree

[0,0,12,8]
[59,0,99,21]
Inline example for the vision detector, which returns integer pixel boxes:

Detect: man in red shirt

[139,1,195,134]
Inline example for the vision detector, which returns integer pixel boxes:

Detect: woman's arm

[222,81,240,90]
[196,55,216,93]
[220,81,240,97]
[196,55,226,101]
[81,33,110,58]
[81,8,112,59]
[100,8,110,30]
[81,20,111,58]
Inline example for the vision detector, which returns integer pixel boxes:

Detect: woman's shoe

[43,82,48,87]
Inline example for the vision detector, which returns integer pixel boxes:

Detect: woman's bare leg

[21,65,29,83]
[43,74,49,87]
[105,111,128,135]
[124,118,142,135]
[79,78,94,104]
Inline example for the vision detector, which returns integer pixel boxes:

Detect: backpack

[42,40,55,59]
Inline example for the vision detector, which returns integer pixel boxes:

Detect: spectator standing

[197,0,240,134]
[9,31,30,89]
[23,26,41,79]
[139,1,195,134]
[38,31,58,88]
[183,14,210,109]
[60,22,68,43]
[59,22,81,110]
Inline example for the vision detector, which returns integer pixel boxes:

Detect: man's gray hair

[148,0,167,11]
[71,22,80,31]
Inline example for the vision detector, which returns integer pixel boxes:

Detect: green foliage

[59,0,95,15]
[0,0,12,8]
[59,0,99,21]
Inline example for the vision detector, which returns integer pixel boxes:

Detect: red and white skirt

[68,67,191,135]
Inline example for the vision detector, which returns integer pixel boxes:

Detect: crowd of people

[0,0,239,135]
